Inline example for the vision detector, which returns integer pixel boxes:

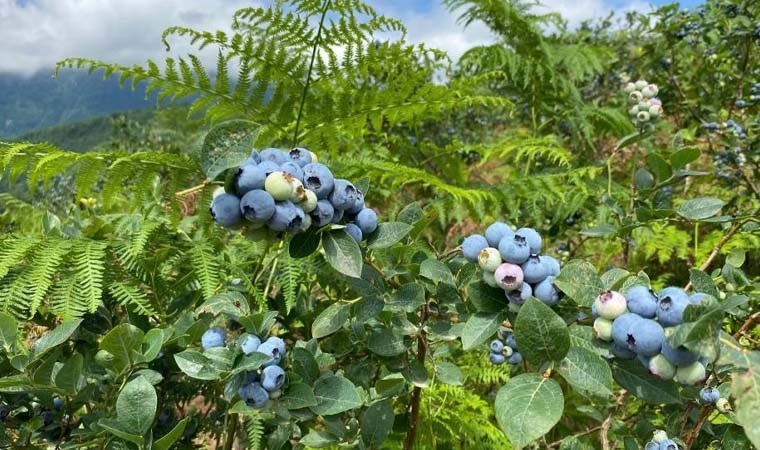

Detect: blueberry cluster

[592,286,712,385]
[488,331,522,366]
[675,21,699,39]
[461,223,562,309]
[702,119,748,140]
[209,147,378,243]
[623,80,663,130]
[201,328,287,409]
[644,430,680,450]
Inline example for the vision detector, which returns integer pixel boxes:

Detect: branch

[600,390,627,450]
[403,302,429,450]
[684,220,745,291]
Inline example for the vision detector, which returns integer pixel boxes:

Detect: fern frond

[189,244,221,300]
[108,280,158,317]
[279,255,300,314]
[72,240,107,314]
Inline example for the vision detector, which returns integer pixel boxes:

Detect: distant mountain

[0,69,156,138]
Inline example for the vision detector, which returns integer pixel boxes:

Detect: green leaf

[174,350,224,380]
[466,282,508,313]
[29,319,82,362]
[397,202,423,224]
[419,259,455,285]
[611,359,681,404]
[291,348,320,385]
[634,168,655,189]
[646,152,672,181]
[553,261,603,307]
[0,313,17,352]
[98,418,144,445]
[230,352,271,376]
[200,120,259,180]
[116,375,157,435]
[616,130,653,150]
[731,354,760,450]
[141,328,165,363]
[676,197,725,221]
[461,313,503,351]
[386,283,425,312]
[289,228,321,258]
[688,269,719,298]
[0,374,33,393]
[196,291,249,320]
[100,323,144,374]
[322,229,363,278]
[670,147,700,169]
[600,268,630,291]
[154,418,189,450]
[435,362,463,386]
[580,225,617,237]
[310,375,363,416]
[279,382,318,409]
[495,373,564,449]
[367,222,412,249]
[368,328,406,357]
[361,399,394,448]
[557,347,613,398]
[55,353,83,394]
[300,431,339,447]
[514,298,570,364]
[312,303,350,339]
[403,359,429,388]
[568,325,609,357]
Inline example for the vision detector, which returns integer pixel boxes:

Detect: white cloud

[0,0,653,76]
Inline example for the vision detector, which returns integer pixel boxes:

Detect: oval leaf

[310,375,363,416]
[116,376,157,435]
[557,347,613,398]
[495,373,564,449]
[312,303,350,339]
[676,197,725,221]
[514,298,570,364]
[322,229,363,278]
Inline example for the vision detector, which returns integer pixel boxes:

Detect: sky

[0,0,703,77]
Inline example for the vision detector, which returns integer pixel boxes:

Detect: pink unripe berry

[494,263,524,291]
[594,290,627,320]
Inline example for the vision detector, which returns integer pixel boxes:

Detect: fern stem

[292,0,331,147]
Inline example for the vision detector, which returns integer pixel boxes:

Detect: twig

[547,425,603,448]
[683,220,745,291]
[600,390,627,450]
[403,302,429,450]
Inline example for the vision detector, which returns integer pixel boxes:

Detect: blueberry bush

[0,0,759,449]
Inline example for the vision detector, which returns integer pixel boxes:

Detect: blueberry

[591,302,598,318]
[240,190,276,224]
[331,207,345,224]
[594,290,627,320]
[716,398,731,413]
[265,171,296,201]
[478,248,502,272]
[699,386,720,404]
[355,208,378,235]
[346,190,365,215]
[302,163,335,199]
[674,361,706,385]
[533,276,559,305]
[648,354,676,380]
[626,319,664,356]
[280,161,304,181]
[482,270,498,288]
[489,353,506,365]
[521,254,548,284]
[494,263,524,290]
[158,408,173,425]
[505,335,517,350]
[610,341,635,359]
[267,201,305,232]
[201,327,226,350]
[661,338,698,366]
[210,194,243,228]
[656,288,690,326]
[53,397,64,410]
[515,228,541,254]
[310,199,335,227]
[264,336,286,355]
[645,442,659,450]
[506,283,532,305]
[637,353,651,368]
[329,179,360,210]
[593,318,613,341]
[235,163,267,195]
[240,334,262,355]
[490,340,504,353]
[259,148,289,164]
[652,430,669,443]
[498,235,530,264]
[257,161,281,177]
[247,149,261,164]
[485,222,513,247]
[0,404,9,421]
[508,352,522,365]
[261,365,286,392]
[289,147,313,167]
[541,255,561,277]
[345,223,363,242]
[658,439,679,450]
[239,382,269,408]
[462,235,488,263]
[256,341,282,367]
[611,313,643,347]
[40,410,55,426]
[625,285,658,318]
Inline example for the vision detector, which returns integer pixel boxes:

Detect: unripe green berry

[300,189,318,213]
[648,354,676,380]
[675,361,706,385]
[716,397,731,413]
[478,248,502,272]
[629,105,640,117]
[623,82,637,93]
[637,111,651,122]
[635,79,648,90]
[483,270,498,288]
[265,171,296,201]
[648,105,662,119]
[289,179,307,203]
[593,317,613,341]
[594,290,627,320]
[503,346,514,357]
[651,430,669,443]
[629,91,644,104]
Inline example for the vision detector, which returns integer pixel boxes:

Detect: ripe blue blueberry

[626,318,665,356]
[345,223,363,243]
[259,148,289,164]
[280,161,304,181]
[201,327,226,350]
[40,410,54,426]
[490,340,504,353]
[0,404,8,421]
[462,235,488,263]
[505,335,517,350]
[515,227,542,254]
[240,190,276,224]
[625,285,658,318]
[645,442,658,450]
[656,288,690,326]
[210,194,243,228]
[541,255,561,277]
[261,365,286,392]
[533,276,559,305]
[485,222,513,247]
[659,439,679,450]
[256,341,282,367]
[53,397,63,410]
[302,163,335,199]
[356,208,378,235]
[506,283,532,305]
[239,382,269,408]
[257,161,281,177]
[610,341,636,359]
[264,336,287,355]
[329,179,360,210]
[267,201,305,232]
[508,352,523,365]
[611,313,643,347]
[289,147,313,167]
[591,302,598,318]
[699,386,720,404]
[489,353,506,365]
[498,235,530,264]
[648,354,676,380]
[240,334,262,355]
[235,163,267,195]
[247,149,261,164]
[521,255,548,284]
[331,207,345,224]
[310,199,335,227]
[346,190,365,215]
[661,338,698,366]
